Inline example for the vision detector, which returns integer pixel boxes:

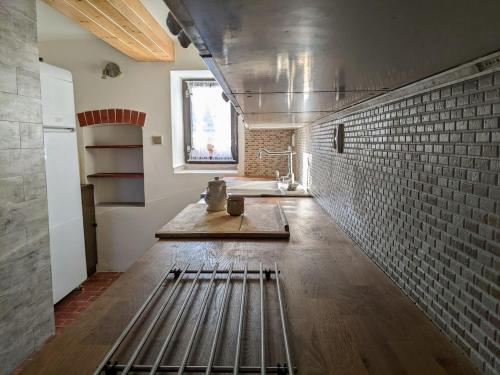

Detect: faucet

[257,145,296,187]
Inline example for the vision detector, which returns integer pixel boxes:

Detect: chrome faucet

[257,145,296,186]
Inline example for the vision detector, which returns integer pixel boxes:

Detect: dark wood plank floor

[20,198,479,375]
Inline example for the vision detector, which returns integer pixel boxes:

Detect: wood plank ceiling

[42,0,175,62]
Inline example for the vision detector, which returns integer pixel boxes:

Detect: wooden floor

[20,198,479,375]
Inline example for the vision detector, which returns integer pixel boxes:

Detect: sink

[200,179,312,198]
[225,180,311,197]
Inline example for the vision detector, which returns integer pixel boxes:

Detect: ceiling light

[178,30,191,48]
[166,12,182,36]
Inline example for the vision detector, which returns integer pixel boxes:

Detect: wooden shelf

[97,202,145,207]
[87,173,144,179]
[84,125,145,204]
[86,144,143,149]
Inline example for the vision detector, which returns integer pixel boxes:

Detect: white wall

[38,36,243,271]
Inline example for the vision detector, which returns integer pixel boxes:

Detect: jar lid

[227,195,244,201]
[208,178,226,187]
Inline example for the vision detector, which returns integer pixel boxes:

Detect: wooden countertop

[21,198,478,375]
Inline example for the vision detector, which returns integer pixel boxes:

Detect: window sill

[174,165,239,175]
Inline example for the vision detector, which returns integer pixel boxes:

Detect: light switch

[152,136,163,145]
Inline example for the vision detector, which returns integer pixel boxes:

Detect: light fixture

[166,12,191,48]
[166,12,182,36]
[101,62,122,79]
[178,30,191,48]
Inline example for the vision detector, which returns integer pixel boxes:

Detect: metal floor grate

[94,262,296,374]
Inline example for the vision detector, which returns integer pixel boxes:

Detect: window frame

[182,78,238,164]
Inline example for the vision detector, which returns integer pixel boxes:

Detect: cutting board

[155,202,289,239]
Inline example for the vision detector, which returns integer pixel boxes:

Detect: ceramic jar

[227,196,244,216]
[204,177,228,212]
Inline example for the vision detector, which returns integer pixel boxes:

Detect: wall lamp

[102,62,122,79]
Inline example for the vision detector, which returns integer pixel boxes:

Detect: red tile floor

[12,272,122,374]
[54,272,122,334]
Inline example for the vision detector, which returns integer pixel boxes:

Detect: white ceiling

[36,0,175,42]
[36,0,94,41]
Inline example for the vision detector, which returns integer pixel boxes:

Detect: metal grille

[94,263,295,374]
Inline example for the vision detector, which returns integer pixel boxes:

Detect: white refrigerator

[40,62,87,304]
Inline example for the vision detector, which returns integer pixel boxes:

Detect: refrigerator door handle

[43,126,75,132]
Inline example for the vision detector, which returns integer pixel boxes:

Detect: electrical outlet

[152,136,163,145]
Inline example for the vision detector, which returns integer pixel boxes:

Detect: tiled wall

[0,1,54,374]
[296,71,500,375]
[244,128,294,177]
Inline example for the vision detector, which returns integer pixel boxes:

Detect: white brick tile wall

[296,71,500,375]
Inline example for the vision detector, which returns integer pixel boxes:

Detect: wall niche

[78,109,145,207]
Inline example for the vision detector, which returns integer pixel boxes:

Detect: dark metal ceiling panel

[236,91,384,114]
[165,0,500,127]
[235,92,335,113]
[244,112,327,128]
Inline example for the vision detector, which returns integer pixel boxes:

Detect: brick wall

[296,71,500,375]
[244,128,294,177]
[0,1,54,374]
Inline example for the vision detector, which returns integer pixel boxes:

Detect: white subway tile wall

[296,71,500,375]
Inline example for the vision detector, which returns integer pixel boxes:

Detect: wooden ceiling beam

[106,0,174,56]
[42,0,175,62]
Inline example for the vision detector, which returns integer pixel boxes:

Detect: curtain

[187,80,234,161]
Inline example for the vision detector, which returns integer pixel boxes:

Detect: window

[183,79,238,164]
